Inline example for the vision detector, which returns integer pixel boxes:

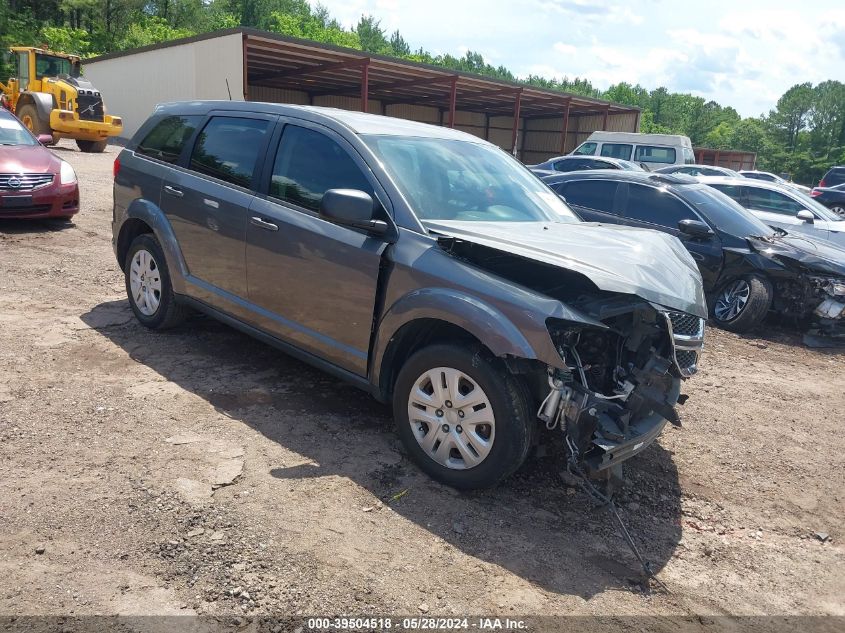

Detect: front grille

[0,173,54,191]
[675,350,698,373]
[76,94,104,122]
[668,311,704,336]
[662,311,705,378]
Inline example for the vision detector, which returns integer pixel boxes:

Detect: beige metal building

[84,28,640,162]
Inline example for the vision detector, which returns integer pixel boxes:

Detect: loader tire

[17,104,51,136]
[77,139,108,153]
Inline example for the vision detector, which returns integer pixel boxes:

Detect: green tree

[769,82,814,152]
[355,15,389,54]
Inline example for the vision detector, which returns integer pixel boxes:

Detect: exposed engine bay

[438,235,705,479]
[542,302,702,476]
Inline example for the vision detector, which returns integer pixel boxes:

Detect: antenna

[225,78,232,101]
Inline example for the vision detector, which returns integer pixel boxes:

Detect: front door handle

[164,185,183,198]
[250,216,278,232]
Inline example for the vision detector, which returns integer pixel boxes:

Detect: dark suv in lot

[113,102,706,490]
[819,166,845,189]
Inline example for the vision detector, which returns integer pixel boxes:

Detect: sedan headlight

[60,160,77,185]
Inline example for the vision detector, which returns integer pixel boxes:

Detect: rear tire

[829,205,845,218]
[16,104,51,136]
[711,274,772,333]
[124,234,188,330]
[76,139,108,153]
[392,343,535,490]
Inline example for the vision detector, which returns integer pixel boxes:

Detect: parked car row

[541,169,845,336]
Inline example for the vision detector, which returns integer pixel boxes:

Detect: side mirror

[797,210,814,222]
[319,189,388,236]
[678,219,714,238]
[36,134,53,145]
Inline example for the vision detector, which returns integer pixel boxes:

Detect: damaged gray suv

[113,102,707,490]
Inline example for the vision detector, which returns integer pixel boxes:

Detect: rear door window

[269,124,373,212]
[189,117,270,188]
[600,143,633,160]
[624,183,698,228]
[634,145,676,165]
[572,142,597,156]
[560,180,618,213]
[136,115,203,164]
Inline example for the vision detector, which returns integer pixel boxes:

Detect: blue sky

[308,0,845,118]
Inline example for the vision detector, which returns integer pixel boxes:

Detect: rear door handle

[203,198,219,209]
[250,216,278,232]
[164,185,183,198]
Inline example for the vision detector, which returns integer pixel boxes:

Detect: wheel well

[377,319,484,401]
[117,218,154,271]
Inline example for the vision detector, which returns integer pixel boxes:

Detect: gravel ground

[0,140,843,631]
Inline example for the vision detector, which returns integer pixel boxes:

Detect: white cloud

[553,42,577,56]
[309,0,845,117]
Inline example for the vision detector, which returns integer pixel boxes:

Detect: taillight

[113,156,120,179]
[810,189,822,197]
[819,178,826,188]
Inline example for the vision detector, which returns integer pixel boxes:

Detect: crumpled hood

[427,220,707,318]
[749,234,845,278]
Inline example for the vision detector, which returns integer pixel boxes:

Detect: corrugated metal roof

[85,27,639,120]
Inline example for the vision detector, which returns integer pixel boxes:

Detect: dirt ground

[0,140,843,631]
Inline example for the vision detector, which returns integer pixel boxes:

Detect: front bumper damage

[541,304,704,477]
[804,278,845,347]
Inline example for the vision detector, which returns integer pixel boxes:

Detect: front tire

[76,139,108,153]
[124,234,187,330]
[392,344,535,490]
[829,204,845,218]
[711,274,772,332]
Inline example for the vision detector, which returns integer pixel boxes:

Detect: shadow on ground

[82,299,684,599]
[0,218,74,233]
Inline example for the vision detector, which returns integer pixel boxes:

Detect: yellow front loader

[0,46,122,152]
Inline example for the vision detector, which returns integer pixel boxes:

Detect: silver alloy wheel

[129,248,162,316]
[714,279,751,322]
[407,367,495,470]
[830,205,845,218]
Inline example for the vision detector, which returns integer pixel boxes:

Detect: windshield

[363,135,579,223]
[683,184,776,238]
[0,116,37,146]
[35,53,76,78]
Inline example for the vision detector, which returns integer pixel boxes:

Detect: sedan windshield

[363,135,579,223]
[683,185,777,238]
[0,117,37,146]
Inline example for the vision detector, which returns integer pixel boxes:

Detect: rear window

[600,143,632,160]
[825,168,845,186]
[635,145,676,164]
[189,117,269,188]
[136,115,202,164]
[572,142,597,156]
[559,179,618,213]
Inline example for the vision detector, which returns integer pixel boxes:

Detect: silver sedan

[697,176,845,248]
